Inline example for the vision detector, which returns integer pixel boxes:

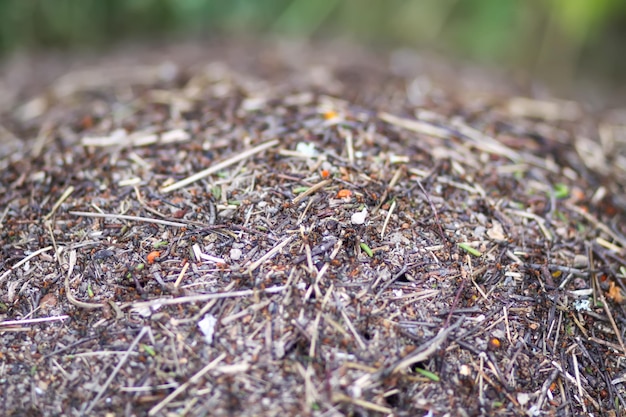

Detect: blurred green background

[1,0,625,97]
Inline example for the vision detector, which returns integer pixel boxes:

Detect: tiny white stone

[517,392,530,406]
[351,208,367,225]
[198,314,218,344]
[296,142,318,157]
[574,299,591,311]
[230,248,242,261]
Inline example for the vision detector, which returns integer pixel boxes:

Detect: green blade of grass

[414,367,440,382]
[360,242,373,257]
[458,242,482,257]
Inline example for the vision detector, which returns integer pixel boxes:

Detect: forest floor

[1,39,626,416]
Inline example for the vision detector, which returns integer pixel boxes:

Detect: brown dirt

[1,39,626,417]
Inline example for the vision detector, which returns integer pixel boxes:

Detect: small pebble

[351,208,368,225]
[230,248,242,261]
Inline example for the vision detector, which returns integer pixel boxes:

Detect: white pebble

[351,208,368,225]
[230,248,242,261]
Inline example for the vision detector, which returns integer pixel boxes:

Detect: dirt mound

[1,40,625,416]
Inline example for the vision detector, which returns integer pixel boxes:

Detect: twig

[374,165,404,214]
[246,235,295,273]
[0,315,69,327]
[147,353,227,416]
[44,185,74,220]
[572,351,587,414]
[130,285,287,310]
[292,179,332,205]
[341,308,367,351]
[69,211,188,228]
[375,264,409,298]
[566,202,626,249]
[390,317,463,374]
[380,199,396,239]
[550,360,600,410]
[83,326,151,415]
[379,112,452,140]
[65,250,104,309]
[332,393,393,414]
[0,246,54,283]
[160,139,279,193]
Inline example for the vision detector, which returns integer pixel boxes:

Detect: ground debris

[1,40,626,416]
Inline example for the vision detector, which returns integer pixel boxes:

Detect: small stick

[65,250,103,309]
[341,309,367,351]
[160,139,279,193]
[332,393,393,414]
[0,246,53,283]
[572,351,587,414]
[84,326,150,415]
[292,179,332,205]
[130,285,287,310]
[247,235,295,273]
[148,351,227,415]
[343,128,355,165]
[379,112,451,140]
[566,202,626,249]
[415,177,445,241]
[0,315,69,327]
[380,199,396,239]
[44,185,74,220]
[374,165,403,214]
[391,317,463,374]
[174,261,190,288]
[70,211,188,228]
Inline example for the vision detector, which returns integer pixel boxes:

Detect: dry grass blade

[0,245,53,283]
[292,179,332,204]
[130,285,287,310]
[65,249,104,309]
[160,139,279,192]
[391,317,463,374]
[0,315,69,327]
[44,185,74,220]
[83,326,151,415]
[332,393,393,414]
[246,235,296,273]
[379,111,451,140]
[69,211,189,227]
[148,352,227,416]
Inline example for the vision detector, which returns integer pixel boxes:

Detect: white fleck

[296,142,318,157]
[459,364,471,376]
[134,306,153,317]
[473,226,486,238]
[487,221,506,241]
[160,129,190,144]
[574,299,591,311]
[230,248,242,261]
[517,392,530,406]
[198,314,218,345]
[351,207,368,225]
[573,254,588,268]
[389,154,409,164]
[241,96,266,111]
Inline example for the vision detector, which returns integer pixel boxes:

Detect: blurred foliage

[0,0,625,93]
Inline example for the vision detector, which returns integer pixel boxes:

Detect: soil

[1,39,626,417]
